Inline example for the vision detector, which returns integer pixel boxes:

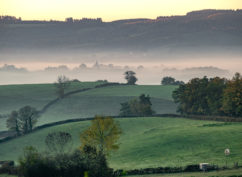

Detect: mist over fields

[0,9,241,84]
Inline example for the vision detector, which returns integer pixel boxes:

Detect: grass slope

[39,85,177,125]
[0,117,242,170]
[0,84,177,130]
[0,175,16,177]
[0,81,108,130]
[0,81,104,114]
[76,85,175,100]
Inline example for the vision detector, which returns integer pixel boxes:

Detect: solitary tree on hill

[161,76,184,85]
[124,71,137,85]
[80,116,122,155]
[6,106,39,135]
[54,75,71,98]
[161,76,176,85]
[18,106,39,133]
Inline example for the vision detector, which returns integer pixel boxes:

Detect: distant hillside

[0,84,177,131]
[0,9,242,50]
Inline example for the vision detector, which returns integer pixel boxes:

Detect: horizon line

[1,8,241,23]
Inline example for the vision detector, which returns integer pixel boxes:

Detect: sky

[1,0,242,21]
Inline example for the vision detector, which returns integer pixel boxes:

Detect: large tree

[6,111,20,136]
[206,77,227,115]
[54,75,71,98]
[124,71,137,85]
[18,106,39,133]
[6,106,39,134]
[173,77,211,115]
[80,116,122,155]
[222,73,242,117]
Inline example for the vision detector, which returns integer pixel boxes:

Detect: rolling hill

[1,10,242,51]
[0,117,242,170]
[0,83,177,131]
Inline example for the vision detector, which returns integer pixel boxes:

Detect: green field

[0,81,106,131]
[76,85,175,100]
[1,117,242,170]
[0,175,16,177]
[0,81,104,115]
[0,84,177,130]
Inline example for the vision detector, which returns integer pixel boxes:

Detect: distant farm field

[0,81,104,114]
[0,84,177,130]
[1,117,242,170]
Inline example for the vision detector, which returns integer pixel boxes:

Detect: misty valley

[0,8,242,177]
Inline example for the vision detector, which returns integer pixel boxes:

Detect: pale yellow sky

[1,0,242,21]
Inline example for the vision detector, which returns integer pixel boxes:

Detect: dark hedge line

[0,163,219,177]
[95,82,125,88]
[183,114,242,122]
[114,164,219,176]
[0,160,240,177]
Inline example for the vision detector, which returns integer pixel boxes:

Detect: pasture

[0,117,242,170]
[0,84,177,130]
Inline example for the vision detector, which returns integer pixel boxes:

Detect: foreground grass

[127,168,242,177]
[0,117,242,169]
[0,175,16,177]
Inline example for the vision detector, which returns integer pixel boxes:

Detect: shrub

[120,94,155,116]
[184,164,200,172]
[18,146,113,177]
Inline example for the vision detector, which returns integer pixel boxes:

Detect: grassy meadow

[1,117,242,170]
[0,83,177,130]
[0,81,105,114]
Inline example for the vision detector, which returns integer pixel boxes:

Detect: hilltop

[1,9,242,51]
